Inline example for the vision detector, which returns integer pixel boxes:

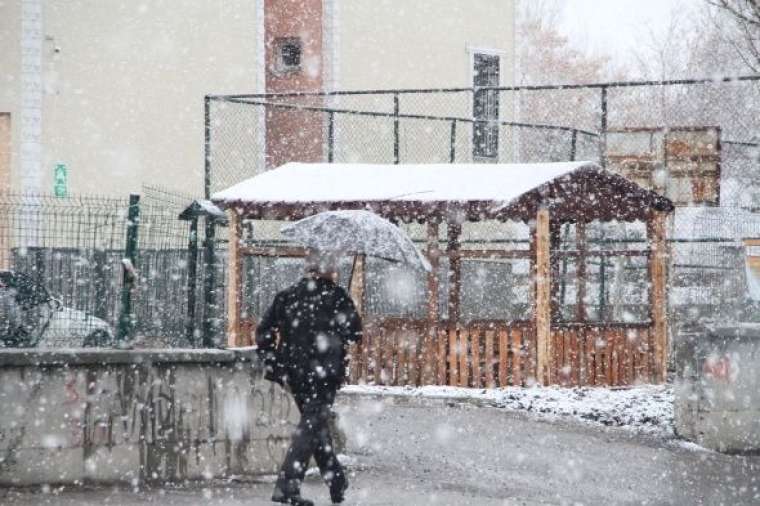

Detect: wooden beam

[534,208,552,385]
[455,249,531,259]
[348,254,366,385]
[226,210,243,348]
[426,222,440,324]
[550,221,562,323]
[447,223,462,325]
[425,221,440,385]
[648,211,669,383]
[575,221,587,323]
[240,245,308,257]
[349,254,366,317]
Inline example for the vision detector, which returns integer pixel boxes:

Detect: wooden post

[349,254,366,316]
[425,221,440,385]
[575,221,587,322]
[648,211,669,383]
[534,208,552,385]
[226,209,243,348]
[447,223,462,325]
[348,254,366,384]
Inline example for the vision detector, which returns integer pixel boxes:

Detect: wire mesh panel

[0,193,200,348]
[332,112,395,164]
[207,99,265,196]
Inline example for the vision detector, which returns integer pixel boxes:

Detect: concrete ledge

[0,347,260,367]
[0,346,297,487]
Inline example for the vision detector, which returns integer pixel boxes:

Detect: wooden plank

[409,330,420,386]
[397,332,407,386]
[225,210,243,348]
[584,328,595,386]
[485,330,495,388]
[361,327,370,383]
[512,328,523,387]
[459,328,469,387]
[438,328,448,385]
[387,330,398,386]
[646,326,655,382]
[448,328,458,386]
[571,329,580,387]
[595,328,606,386]
[608,329,617,386]
[648,211,670,383]
[534,208,552,385]
[624,329,635,385]
[471,329,482,388]
[375,328,386,384]
[498,329,509,387]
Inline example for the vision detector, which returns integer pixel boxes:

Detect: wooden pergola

[214,162,674,387]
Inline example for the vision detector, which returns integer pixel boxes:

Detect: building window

[275,37,302,73]
[472,53,500,160]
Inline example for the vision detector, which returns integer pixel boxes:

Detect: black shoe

[329,477,349,504]
[271,486,315,506]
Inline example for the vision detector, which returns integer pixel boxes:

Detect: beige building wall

[2,0,259,197]
[335,0,515,91]
[1,0,517,196]
[0,1,21,195]
[330,0,516,164]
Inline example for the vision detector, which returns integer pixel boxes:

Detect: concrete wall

[0,349,297,486]
[674,324,760,453]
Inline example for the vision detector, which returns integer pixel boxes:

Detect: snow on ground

[341,384,674,437]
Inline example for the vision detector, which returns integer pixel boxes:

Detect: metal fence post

[600,86,608,167]
[393,93,400,164]
[570,129,578,161]
[185,217,199,345]
[204,96,212,199]
[328,111,335,163]
[93,248,108,321]
[202,220,218,347]
[117,194,140,343]
[449,120,457,163]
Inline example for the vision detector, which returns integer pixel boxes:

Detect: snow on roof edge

[211,161,600,206]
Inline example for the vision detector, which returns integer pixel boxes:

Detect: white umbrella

[280,210,432,272]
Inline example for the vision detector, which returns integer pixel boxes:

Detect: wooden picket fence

[347,319,659,387]
[348,319,538,387]
[550,325,656,386]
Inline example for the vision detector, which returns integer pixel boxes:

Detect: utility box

[674,323,760,452]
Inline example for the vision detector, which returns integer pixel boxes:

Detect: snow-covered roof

[213,162,594,204]
[212,162,674,222]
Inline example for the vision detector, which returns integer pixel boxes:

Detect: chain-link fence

[206,75,760,334]
[0,192,223,349]
[206,76,759,200]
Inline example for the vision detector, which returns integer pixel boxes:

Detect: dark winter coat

[255,275,363,390]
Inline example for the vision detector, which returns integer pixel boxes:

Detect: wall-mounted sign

[54,162,67,197]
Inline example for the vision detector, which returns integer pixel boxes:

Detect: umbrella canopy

[280,210,432,272]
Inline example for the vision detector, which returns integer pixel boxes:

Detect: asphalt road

[3,394,759,505]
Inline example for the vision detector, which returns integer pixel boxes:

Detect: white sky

[557,0,694,64]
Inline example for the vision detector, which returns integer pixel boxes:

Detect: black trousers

[276,380,345,495]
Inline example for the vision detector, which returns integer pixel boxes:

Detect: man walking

[256,251,362,506]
